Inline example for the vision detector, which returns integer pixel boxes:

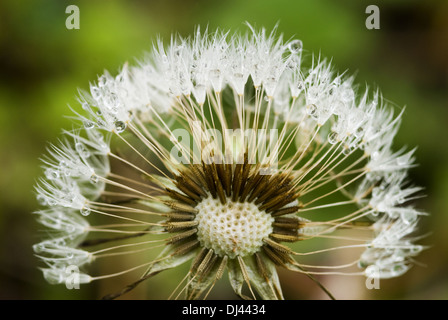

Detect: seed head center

[194,196,274,259]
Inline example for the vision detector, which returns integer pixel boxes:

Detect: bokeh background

[0,0,447,299]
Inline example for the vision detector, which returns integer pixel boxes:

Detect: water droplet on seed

[36,194,47,206]
[96,119,106,128]
[33,243,45,253]
[288,40,303,54]
[401,210,417,225]
[45,169,60,180]
[80,206,91,216]
[328,132,339,144]
[114,121,126,133]
[174,45,184,57]
[83,121,95,129]
[75,142,90,158]
[342,144,353,155]
[306,104,318,118]
[90,174,99,184]
[91,87,101,100]
[98,75,107,87]
[355,126,365,138]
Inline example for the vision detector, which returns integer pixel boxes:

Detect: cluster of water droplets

[35,126,113,278]
[33,239,92,267]
[359,215,424,279]
[78,67,134,133]
[33,228,92,285]
[36,208,88,235]
[33,207,92,282]
[368,172,423,220]
[367,146,416,175]
[147,27,304,104]
[39,129,110,204]
[41,266,92,286]
[36,177,86,209]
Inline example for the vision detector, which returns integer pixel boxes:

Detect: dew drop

[91,87,101,100]
[33,243,45,253]
[98,75,107,88]
[342,145,353,156]
[306,104,318,118]
[327,131,339,144]
[107,93,120,109]
[333,77,342,86]
[174,45,183,56]
[370,211,379,217]
[80,206,91,216]
[45,169,60,180]
[75,143,90,158]
[401,210,417,225]
[96,119,106,128]
[114,121,126,133]
[355,126,365,138]
[83,121,95,130]
[288,40,303,54]
[36,194,47,206]
[90,174,99,184]
[286,59,298,70]
[110,106,118,115]
[210,68,221,79]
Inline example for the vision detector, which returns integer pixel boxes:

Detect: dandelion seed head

[33,26,427,300]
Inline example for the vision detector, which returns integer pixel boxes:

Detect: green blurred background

[0,0,447,299]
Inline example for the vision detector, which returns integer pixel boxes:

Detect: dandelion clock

[34,26,426,299]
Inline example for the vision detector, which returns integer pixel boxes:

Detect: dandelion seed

[34,26,426,300]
